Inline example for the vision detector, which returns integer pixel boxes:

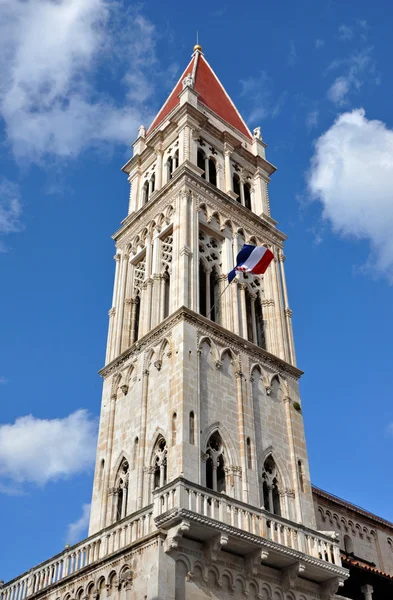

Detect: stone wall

[313,488,393,575]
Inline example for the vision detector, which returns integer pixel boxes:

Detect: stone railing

[153,478,341,566]
[0,505,154,600]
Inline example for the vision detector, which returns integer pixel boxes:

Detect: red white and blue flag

[228,245,274,283]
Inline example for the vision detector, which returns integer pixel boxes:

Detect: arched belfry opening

[113,458,129,522]
[206,431,226,493]
[152,436,167,490]
[262,455,281,516]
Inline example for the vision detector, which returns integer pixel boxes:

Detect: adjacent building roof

[147,47,252,140]
[313,486,393,530]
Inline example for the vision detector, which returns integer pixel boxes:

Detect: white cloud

[327,77,351,105]
[67,503,91,544]
[308,109,393,282]
[0,178,22,235]
[338,25,354,41]
[239,72,287,123]
[0,377,8,385]
[0,409,98,488]
[0,0,159,162]
[306,110,319,131]
[327,47,376,106]
[315,39,325,49]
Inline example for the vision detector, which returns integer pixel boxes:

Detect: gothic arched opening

[197,149,206,177]
[255,295,266,349]
[114,458,129,522]
[206,431,226,493]
[262,456,281,516]
[233,173,241,201]
[152,437,167,490]
[209,158,217,187]
[199,259,207,317]
[244,182,251,210]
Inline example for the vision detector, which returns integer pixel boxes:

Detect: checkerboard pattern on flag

[228,245,274,283]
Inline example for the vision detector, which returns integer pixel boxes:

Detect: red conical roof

[147,50,252,140]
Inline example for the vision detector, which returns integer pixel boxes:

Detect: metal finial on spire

[194,30,202,53]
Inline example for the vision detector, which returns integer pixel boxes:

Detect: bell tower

[87,45,348,599]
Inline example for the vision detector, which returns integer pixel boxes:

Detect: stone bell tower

[81,44,348,599]
[0,45,354,600]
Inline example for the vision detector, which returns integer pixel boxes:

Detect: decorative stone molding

[154,359,162,371]
[245,548,269,576]
[214,360,223,370]
[203,533,229,562]
[163,520,191,553]
[99,307,303,381]
[321,577,344,600]
[108,307,116,317]
[281,561,306,592]
[120,384,129,396]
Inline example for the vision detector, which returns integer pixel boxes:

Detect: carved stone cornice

[155,506,348,580]
[99,306,303,380]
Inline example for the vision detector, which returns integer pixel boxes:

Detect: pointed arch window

[244,182,252,210]
[189,411,195,445]
[298,459,305,493]
[255,295,266,349]
[161,232,173,320]
[262,456,281,516]
[197,148,206,176]
[142,180,149,205]
[198,232,222,323]
[131,255,145,343]
[152,437,167,489]
[172,413,177,445]
[233,173,241,201]
[209,158,217,187]
[114,459,129,522]
[133,437,139,467]
[245,289,254,342]
[206,431,226,493]
[247,437,252,470]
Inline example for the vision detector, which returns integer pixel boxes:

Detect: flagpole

[207,277,235,320]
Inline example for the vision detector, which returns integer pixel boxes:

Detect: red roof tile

[147,51,252,139]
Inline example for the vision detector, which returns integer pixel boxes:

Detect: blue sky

[1,0,393,582]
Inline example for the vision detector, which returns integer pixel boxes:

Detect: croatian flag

[228,245,274,283]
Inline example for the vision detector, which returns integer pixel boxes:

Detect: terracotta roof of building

[342,554,393,581]
[147,48,252,140]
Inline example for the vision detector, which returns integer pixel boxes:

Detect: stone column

[235,370,248,503]
[283,396,303,523]
[224,144,233,193]
[239,177,245,206]
[361,585,373,600]
[114,253,129,357]
[154,145,163,190]
[253,168,269,215]
[100,393,117,529]
[279,251,296,366]
[239,282,248,340]
[177,191,191,309]
[141,235,153,335]
[137,369,149,509]
[231,233,241,336]
[105,254,121,363]
[270,250,285,360]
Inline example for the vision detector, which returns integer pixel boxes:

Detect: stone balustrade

[0,505,154,600]
[153,478,341,566]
